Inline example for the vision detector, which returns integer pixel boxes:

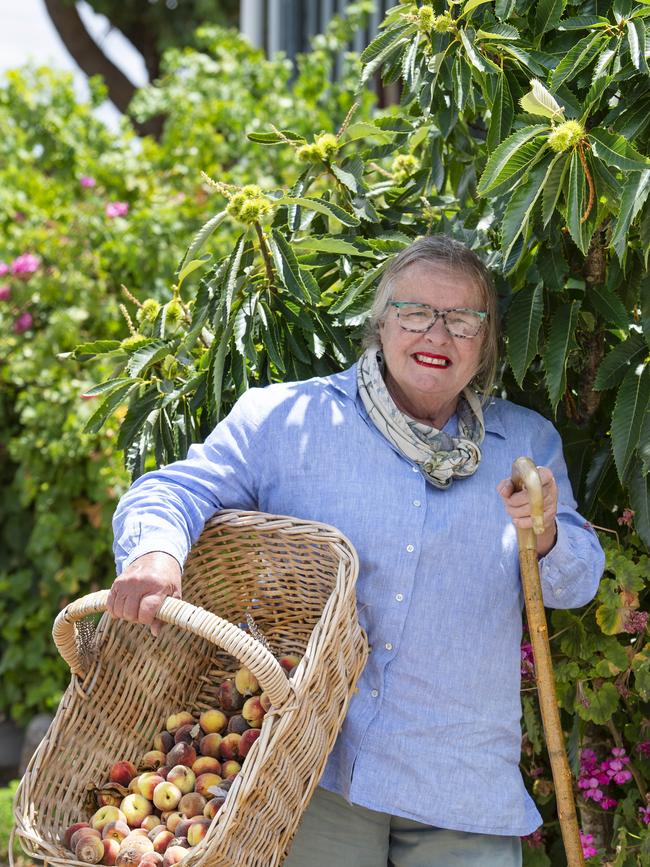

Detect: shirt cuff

[120,535,187,574]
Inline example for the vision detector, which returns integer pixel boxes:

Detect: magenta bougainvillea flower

[0,261,9,276]
[0,285,10,301]
[105,201,129,218]
[80,175,96,188]
[13,311,33,333]
[11,253,40,275]
[579,831,598,858]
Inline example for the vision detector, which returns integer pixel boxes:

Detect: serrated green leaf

[506,283,544,386]
[330,261,389,314]
[550,32,607,89]
[477,23,520,40]
[594,332,648,390]
[477,124,550,194]
[292,237,376,258]
[274,196,360,227]
[542,153,569,226]
[519,78,564,119]
[176,254,211,290]
[626,19,649,72]
[629,466,650,547]
[500,44,550,76]
[558,14,607,29]
[126,340,170,378]
[495,0,516,19]
[587,284,629,330]
[71,339,122,361]
[83,382,138,435]
[535,0,568,35]
[177,211,226,276]
[360,28,413,86]
[223,234,246,319]
[269,229,310,301]
[486,72,514,153]
[458,27,486,71]
[463,0,492,14]
[611,170,650,263]
[330,163,360,194]
[246,129,304,145]
[81,377,135,399]
[611,362,650,482]
[360,22,411,64]
[543,301,581,414]
[566,150,591,255]
[589,128,650,172]
[258,301,285,373]
[501,158,553,260]
[116,388,160,452]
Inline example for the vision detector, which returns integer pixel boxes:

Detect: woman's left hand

[497,466,558,557]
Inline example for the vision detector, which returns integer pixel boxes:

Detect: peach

[165,712,195,734]
[226,715,249,735]
[110,762,138,787]
[102,822,131,844]
[178,792,207,819]
[146,826,166,840]
[218,680,243,712]
[216,779,233,792]
[164,813,183,833]
[278,653,300,674]
[92,807,127,833]
[220,761,241,778]
[203,794,226,819]
[121,793,153,827]
[124,831,150,840]
[194,773,222,798]
[198,708,227,735]
[76,834,105,864]
[101,838,121,865]
[153,782,182,812]
[219,733,241,762]
[116,836,153,867]
[140,817,161,834]
[139,751,166,771]
[166,765,196,794]
[153,731,174,754]
[163,845,188,866]
[157,766,169,780]
[259,692,271,712]
[97,788,124,808]
[71,829,101,851]
[140,854,164,867]
[64,822,91,848]
[198,733,222,759]
[234,667,259,696]
[172,819,193,840]
[166,743,196,769]
[137,773,165,801]
[186,819,211,846]
[239,728,260,759]
[128,776,143,795]
[191,756,221,776]
[173,723,199,746]
[151,830,175,854]
[242,696,265,728]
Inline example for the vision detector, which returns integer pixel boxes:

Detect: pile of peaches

[62,658,299,866]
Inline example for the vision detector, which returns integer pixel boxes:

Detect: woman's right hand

[106,551,182,637]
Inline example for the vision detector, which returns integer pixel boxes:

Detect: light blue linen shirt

[112,364,605,836]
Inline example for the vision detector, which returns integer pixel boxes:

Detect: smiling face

[378,261,486,426]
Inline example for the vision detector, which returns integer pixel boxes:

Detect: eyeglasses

[387,301,487,339]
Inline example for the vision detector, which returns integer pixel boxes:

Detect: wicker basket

[13,510,368,867]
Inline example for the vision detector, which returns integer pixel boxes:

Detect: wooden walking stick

[511,457,585,867]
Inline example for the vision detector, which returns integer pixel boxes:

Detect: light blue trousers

[284,787,522,867]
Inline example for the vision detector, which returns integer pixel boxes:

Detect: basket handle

[52,590,292,708]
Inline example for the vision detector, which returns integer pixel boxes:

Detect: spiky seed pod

[547,120,586,153]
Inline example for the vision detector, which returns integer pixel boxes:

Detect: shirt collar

[326,363,507,439]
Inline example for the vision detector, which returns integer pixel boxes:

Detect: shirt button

[385,642,393,651]
[395,593,404,602]
[406,544,414,553]
[413,500,421,507]
[371,689,379,698]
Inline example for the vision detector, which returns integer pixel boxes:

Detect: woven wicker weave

[13,510,368,867]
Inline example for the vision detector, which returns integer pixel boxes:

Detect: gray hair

[364,235,499,400]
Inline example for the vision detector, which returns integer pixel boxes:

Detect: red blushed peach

[138,751,166,772]
[151,830,175,854]
[115,836,153,867]
[128,776,142,795]
[124,831,150,840]
[137,773,165,801]
[194,773,222,799]
[146,826,166,841]
[71,828,101,849]
[219,733,241,762]
[153,782,182,812]
[217,680,243,712]
[102,822,131,844]
[172,819,193,840]
[220,761,241,778]
[120,794,153,827]
[278,653,300,674]
[203,795,226,819]
[157,766,169,780]
[162,845,188,866]
[239,727,260,759]
[259,692,271,713]
[166,765,195,794]
[110,762,138,788]
[76,834,105,864]
[178,792,206,819]
[198,733,222,759]
[186,819,211,846]
[153,731,174,754]
[191,757,221,777]
[241,696,265,728]
[173,723,200,746]
[165,743,196,769]
[140,817,161,834]
[101,838,121,865]
[139,854,164,867]
[165,712,195,734]
[63,822,91,848]
[164,813,183,833]
[226,715,249,735]
[198,708,227,735]
[234,667,259,697]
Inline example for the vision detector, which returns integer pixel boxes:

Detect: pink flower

[640,806,650,825]
[617,508,634,527]
[623,610,648,634]
[80,175,96,188]
[11,253,40,276]
[600,797,618,810]
[613,769,632,784]
[579,831,599,859]
[520,642,535,679]
[0,285,10,301]
[0,261,9,276]
[635,741,650,757]
[13,311,33,333]
[105,201,129,218]
[521,829,543,848]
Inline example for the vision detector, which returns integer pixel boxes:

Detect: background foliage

[1,0,649,864]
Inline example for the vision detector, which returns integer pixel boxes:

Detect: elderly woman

[108,236,604,867]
